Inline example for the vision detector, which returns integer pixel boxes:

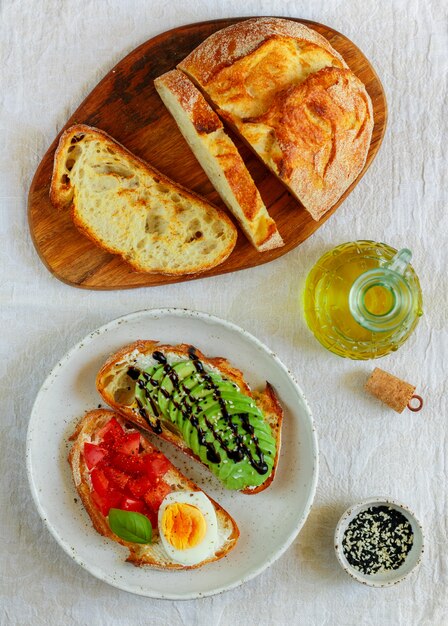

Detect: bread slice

[154,70,284,252]
[50,124,237,275]
[178,17,373,221]
[68,409,239,568]
[96,341,283,495]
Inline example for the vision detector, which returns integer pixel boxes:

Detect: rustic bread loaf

[178,17,373,221]
[254,66,374,219]
[69,409,239,568]
[96,341,283,495]
[50,124,237,275]
[154,69,283,251]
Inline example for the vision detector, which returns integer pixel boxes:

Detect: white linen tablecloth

[1,0,447,624]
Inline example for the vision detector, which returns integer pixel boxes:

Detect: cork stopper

[365,368,422,413]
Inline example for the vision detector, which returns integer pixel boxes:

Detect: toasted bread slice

[154,70,283,252]
[68,409,239,568]
[178,17,373,221]
[96,341,283,494]
[50,124,237,275]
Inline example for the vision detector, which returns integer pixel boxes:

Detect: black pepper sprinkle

[342,506,414,575]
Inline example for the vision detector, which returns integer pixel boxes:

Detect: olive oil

[303,241,423,359]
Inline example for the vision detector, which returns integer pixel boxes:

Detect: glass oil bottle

[303,241,423,359]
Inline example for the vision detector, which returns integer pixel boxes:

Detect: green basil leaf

[108,509,152,544]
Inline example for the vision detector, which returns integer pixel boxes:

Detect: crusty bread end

[178,17,373,221]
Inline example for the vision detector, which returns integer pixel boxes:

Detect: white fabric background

[1,0,447,624]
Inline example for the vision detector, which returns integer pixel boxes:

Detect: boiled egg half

[158,491,218,566]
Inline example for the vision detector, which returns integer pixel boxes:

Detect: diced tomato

[91,489,122,517]
[115,432,140,456]
[143,452,171,483]
[91,490,109,516]
[120,497,144,513]
[103,466,130,491]
[83,442,108,470]
[110,451,146,475]
[97,417,123,444]
[143,480,171,512]
[128,475,153,498]
[88,418,172,522]
[90,468,110,496]
[145,509,158,528]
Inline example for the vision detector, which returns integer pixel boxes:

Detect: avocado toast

[96,341,283,494]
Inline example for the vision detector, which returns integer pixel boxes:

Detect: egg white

[158,491,219,566]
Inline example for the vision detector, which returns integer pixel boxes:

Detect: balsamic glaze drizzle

[135,395,162,434]
[128,365,163,434]
[127,367,140,380]
[126,348,269,475]
[187,347,268,474]
[152,351,221,464]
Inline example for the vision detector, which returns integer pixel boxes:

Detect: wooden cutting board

[28,17,387,290]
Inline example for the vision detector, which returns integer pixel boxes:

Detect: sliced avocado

[166,372,205,424]
[183,418,213,465]
[183,420,199,456]
[166,376,222,427]
[214,458,238,485]
[136,357,277,491]
[134,364,164,410]
[186,375,236,402]
[156,361,197,416]
[142,364,165,398]
[198,395,262,421]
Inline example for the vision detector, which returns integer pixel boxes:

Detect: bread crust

[50,124,237,275]
[68,409,239,568]
[252,66,374,219]
[154,70,284,252]
[96,341,283,494]
[178,17,347,86]
[178,17,373,221]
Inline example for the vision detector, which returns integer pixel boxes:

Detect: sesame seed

[342,506,414,575]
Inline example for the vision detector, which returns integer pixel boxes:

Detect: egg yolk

[161,503,207,550]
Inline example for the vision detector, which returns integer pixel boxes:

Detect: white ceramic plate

[26,308,318,599]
